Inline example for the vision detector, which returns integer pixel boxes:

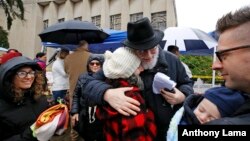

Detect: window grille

[110,14,121,30]
[151,11,166,31]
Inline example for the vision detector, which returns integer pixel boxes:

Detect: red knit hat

[1,52,22,64]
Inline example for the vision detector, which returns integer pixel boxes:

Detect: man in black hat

[80,17,194,141]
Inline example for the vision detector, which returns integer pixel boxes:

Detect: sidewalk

[50,127,71,141]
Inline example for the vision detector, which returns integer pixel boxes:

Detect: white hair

[141,45,159,70]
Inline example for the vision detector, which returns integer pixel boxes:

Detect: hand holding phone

[164,87,175,93]
[163,78,176,94]
[153,72,176,94]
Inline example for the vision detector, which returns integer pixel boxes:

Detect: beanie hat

[103,47,141,79]
[203,86,245,117]
[1,52,22,64]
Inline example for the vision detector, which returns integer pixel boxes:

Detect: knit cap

[203,86,245,117]
[103,47,141,79]
[1,52,22,64]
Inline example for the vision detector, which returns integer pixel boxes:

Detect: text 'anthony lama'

[182,129,246,138]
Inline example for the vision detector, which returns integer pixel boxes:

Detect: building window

[58,18,65,23]
[74,17,82,21]
[151,11,166,31]
[110,14,121,30]
[130,12,143,22]
[91,15,101,27]
[43,20,49,29]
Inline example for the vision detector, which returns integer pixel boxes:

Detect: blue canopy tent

[89,29,127,53]
[42,29,127,54]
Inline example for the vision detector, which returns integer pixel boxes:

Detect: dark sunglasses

[215,45,250,62]
[90,62,100,66]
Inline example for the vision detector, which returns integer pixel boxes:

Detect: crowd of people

[0,5,250,141]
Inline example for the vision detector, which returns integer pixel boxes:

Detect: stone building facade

[0,0,177,60]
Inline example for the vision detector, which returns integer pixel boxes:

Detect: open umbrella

[0,47,8,52]
[39,20,110,44]
[163,27,218,86]
[42,29,127,53]
[163,27,217,55]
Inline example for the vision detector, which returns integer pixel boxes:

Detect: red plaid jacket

[96,79,157,141]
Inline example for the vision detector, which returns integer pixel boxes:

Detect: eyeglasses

[90,62,100,66]
[215,45,250,62]
[135,46,157,55]
[16,71,36,78]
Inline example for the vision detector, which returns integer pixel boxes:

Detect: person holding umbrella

[52,48,70,101]
[64,40,89,141]
[79,17,194,140]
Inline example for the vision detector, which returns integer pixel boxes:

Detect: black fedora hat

[122,17,164,50]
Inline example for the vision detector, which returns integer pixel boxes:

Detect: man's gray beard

[141,47,159,70]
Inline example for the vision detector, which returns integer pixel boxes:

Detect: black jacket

[80,48,194,141]
[71,72,95,115]
[0,95,49,141]
[71,72,104,141]
[0,56,49,141]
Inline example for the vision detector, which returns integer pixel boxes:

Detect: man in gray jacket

[81,17,194,141]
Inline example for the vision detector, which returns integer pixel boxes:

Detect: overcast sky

[175,0,250,32]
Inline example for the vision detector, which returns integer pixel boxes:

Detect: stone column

[48,1,58,25]
[65,0,74,20]
[121,0,129,30]
[143,0,151,20]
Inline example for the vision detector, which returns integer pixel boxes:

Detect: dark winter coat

[81,48,194,141]
[0,95,49,141]
[71,53,104,114]
[71,54,104,141]
[0,56,49,141]
[181,94,202,124]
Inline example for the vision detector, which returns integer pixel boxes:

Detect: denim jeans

[52,90,67,101]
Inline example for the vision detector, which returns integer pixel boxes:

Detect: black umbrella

[39,20,110,44]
